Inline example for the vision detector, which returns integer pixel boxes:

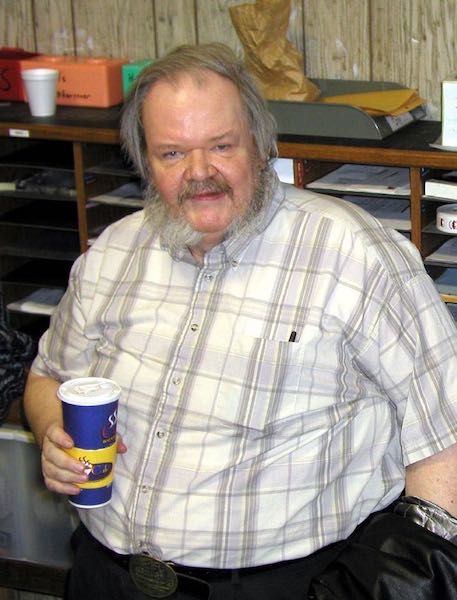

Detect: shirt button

[141,485,149,493]
[137,541,146,551]
[190,323,199,331]
[172,376,181,385]
[156,430,166,439]
[204,273,213,281]
[231,259,238,268]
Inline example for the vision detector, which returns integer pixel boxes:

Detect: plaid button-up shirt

[32,177,457,568]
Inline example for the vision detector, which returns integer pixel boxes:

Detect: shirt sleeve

[30,251,99,382]
[357,271,457,466]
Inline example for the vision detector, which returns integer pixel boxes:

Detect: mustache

[178,178,232,204]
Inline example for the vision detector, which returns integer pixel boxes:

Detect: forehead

[142,70,249,133]
[147,68,242,101]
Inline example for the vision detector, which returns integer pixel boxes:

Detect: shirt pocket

[211,315,346,431]
[209,317,308,431]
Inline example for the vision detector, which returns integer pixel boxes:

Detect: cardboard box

[0,47,41,101]
[21,55,128,107]
[122,59,153,97]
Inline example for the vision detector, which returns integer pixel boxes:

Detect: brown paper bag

[229,0,320,102]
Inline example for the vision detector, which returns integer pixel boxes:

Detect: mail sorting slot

[0,425,78,567]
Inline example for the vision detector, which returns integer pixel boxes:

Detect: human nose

[184,150,216,181]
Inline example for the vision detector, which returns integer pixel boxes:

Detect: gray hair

[120,43,278,180]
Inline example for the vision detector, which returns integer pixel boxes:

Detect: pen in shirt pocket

[288,330,297,342]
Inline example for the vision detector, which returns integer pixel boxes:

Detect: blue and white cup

[58,377,121,509]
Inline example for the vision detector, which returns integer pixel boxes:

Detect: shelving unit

[279,119,457,306]
[1,105,457,350]
[0,103,141,344]
[304,163,412,236]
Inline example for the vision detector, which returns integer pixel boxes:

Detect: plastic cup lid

[57,377,121,405]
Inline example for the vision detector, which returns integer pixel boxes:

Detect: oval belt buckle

[129,554,178,598]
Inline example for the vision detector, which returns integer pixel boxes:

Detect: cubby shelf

[1,104,457,344]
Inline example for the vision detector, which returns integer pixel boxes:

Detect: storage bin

[122,59,153,97]
[21,55,128,107]
[0,47,41,101]
[0,425,77,566]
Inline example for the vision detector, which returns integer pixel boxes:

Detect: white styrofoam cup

[21,68,59,117]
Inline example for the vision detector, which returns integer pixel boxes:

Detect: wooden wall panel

[416,0,457,119]
[288,0,305,55]
[371,0,457,119]
[33,0,74,55]
[0,0,456,119]
[154,0,197,56]
[195,0,244,50]
[0,0,35,50]
[370,0,415,86]
[303,0,371,80]
[71,0,156,59]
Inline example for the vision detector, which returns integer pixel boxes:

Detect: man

[24,43,457,600]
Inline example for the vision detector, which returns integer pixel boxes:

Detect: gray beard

[143,166,276,258]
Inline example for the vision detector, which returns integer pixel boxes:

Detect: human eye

[162,150,182,160]
[213,143,232,153]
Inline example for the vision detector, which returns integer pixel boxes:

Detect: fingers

[41,424,88,496]
[116,432,127,454]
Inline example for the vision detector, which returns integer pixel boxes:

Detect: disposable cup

[58,377,121,509]
[21,68,59,117]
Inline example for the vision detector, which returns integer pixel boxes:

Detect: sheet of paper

[273,158,294,184]
[7,288,65,315]
[306,164,410,195]
[342,195,411,230]
[426,238,457,264]
[432,268,457,295]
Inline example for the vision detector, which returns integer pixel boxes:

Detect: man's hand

[24,371,128,497]
[41,423,127,496]
[41,422,88,495]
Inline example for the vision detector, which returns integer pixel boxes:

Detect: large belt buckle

[129,554,178,598]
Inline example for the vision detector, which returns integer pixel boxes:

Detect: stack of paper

[273,158,294,184]
[91,181,144,207]
[426,238,457,264]
[7,288,65,316]
[432,269,457,295]
[306,164,411,196]
[424,179,457,200]
[343,196,411,230]
[321,88,425,117]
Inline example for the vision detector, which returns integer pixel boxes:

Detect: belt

[80,524,307,598]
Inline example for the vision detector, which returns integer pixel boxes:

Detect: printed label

[66,444,116,489]
[9,129,30,138]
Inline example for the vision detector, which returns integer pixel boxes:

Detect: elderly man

[24,43,457,600]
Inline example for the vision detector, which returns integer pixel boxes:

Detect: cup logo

[78,456,113,481]
[101,408,118,444]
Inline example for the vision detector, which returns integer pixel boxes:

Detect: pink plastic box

[20,55,128,107]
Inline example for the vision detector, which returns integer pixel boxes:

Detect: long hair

[120,43,278,180]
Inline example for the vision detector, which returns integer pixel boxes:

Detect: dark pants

[65,524,343,600]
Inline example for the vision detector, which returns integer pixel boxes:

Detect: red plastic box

[20,55,128,107]
[0,47,41,101]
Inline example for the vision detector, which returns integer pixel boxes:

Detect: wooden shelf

[277,121,457,169]
[0,102,121,144]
